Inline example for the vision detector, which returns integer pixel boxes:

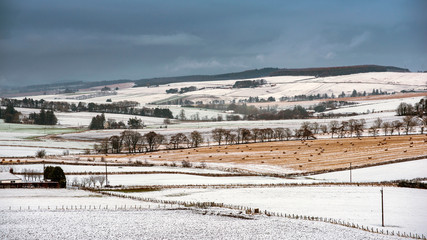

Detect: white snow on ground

[0,164,233,175]
[0,139,94,150]
[0,189,155,210]
[67,174,315,186]
[309,159,427,182]
[56,111,408,142]
[15,107,166,127]
[16,72,427,106]
[0,120,78,140]
[0,209,407,240]
[128,186,427,236]
[327,96,425,114]
[0,146,83,157]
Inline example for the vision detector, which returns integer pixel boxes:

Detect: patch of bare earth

[92,134,427,173]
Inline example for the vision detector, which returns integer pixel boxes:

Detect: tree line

[0,104,57,125]
[89,114,148,130]
[94,116,426,154]
[396,98,427,117]
[1,98,173,119]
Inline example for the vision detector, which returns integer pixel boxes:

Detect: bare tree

[169,133,189,149]
[71,177,79,187]
[382,122,391,136]
[320,124,328,134]
[109,135,122,153]
[274,127,285,141]
[212,128,226,145]
[251,128,261,143]
[97,176,106,187]
[339,121,348,138]
[99,138,109,153]
[374,117,383,129]
[284,128,293,140]
[329,120,339,138]
[144,131,164,152]
[89,176,97,187]
[179,109,186,120]
[392,120,403,135]
[348,119,357,137]
[121,130,141,153]
[311,122,319,134]
[223,129,232,145]
[420,116,427,134]
[190,131,203,148]
[240,128,252,143]
[402,116,418,135]
[298,122,315,140]
[354,119,364,137]
[264,128,274,142]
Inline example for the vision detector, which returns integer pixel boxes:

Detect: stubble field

[76,134,427,174]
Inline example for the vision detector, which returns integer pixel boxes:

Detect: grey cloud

[0,0,426,87]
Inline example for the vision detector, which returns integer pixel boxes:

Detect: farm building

[0,172,22,184]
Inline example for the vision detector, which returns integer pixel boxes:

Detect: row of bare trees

[211,127,296,145]
[95,130,165,154]
[94,130,204,154]
[94,116,426,153]
[368,116,426,136]
[70,176,106,188]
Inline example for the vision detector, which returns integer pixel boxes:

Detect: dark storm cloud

[0,0,426,87]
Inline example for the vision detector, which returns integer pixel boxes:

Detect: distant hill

[269,65,409,77]
[0,65,412,97]
[133,68,279,87]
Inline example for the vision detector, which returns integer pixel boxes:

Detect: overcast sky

[0,0,426,87]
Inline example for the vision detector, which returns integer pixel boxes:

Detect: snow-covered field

[0,189,155,210]
[68,173,315,186]
[55,110,406,142]
[310,159,427,182]
[1,164,233,175]
[1,209,406,240]
[15,107,166,127]
[0,189,409,240]
[126,186,427,236]
[0,146,83,157]
[0,120,79,141]
[18,72,427,107]
[327,96,425,114]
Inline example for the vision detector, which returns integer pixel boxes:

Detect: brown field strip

[96,134,427,173]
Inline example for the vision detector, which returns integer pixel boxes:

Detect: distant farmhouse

[0,171,22,184]
[0,169,59,188]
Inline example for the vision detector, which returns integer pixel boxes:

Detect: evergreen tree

[89,113,105,129]
[3,104,20,123]
[46,110,58,125]
[44,166,66,188]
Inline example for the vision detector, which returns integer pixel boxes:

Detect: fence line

[98,182,398,191]
[96,189,426,240]
[5,201,425,240]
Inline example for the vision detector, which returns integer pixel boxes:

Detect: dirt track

[97,134,427,173]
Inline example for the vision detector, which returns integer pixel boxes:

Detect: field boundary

[90,189,426,240]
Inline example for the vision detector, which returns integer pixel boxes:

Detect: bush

[44,166,66,188]
[36,149,46,158]
[181,160,192,168]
